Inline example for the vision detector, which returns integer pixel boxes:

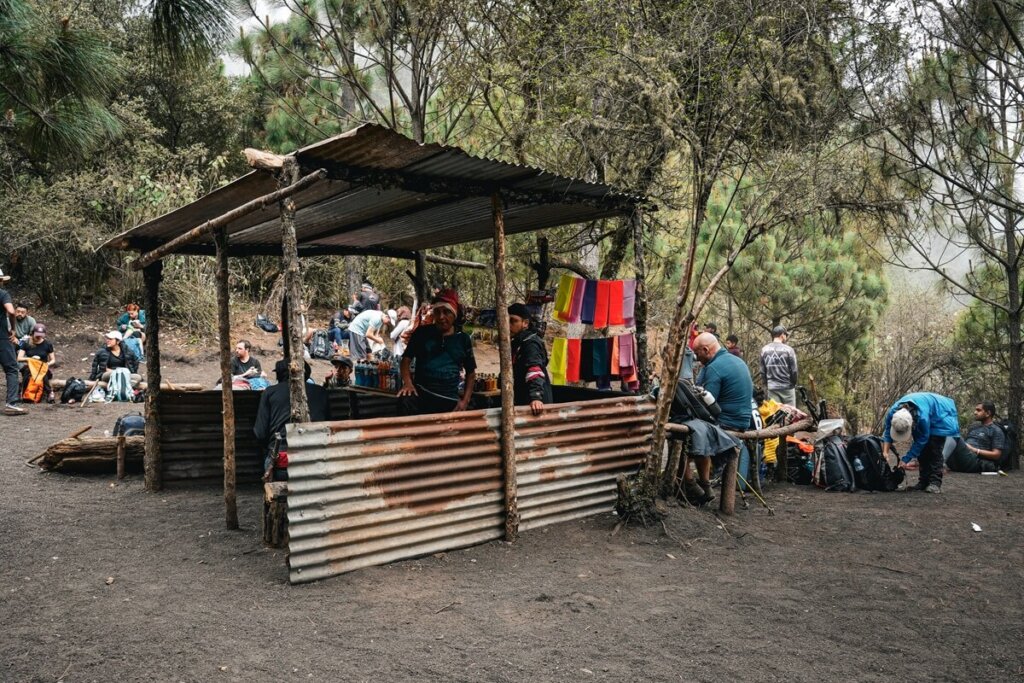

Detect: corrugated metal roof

[285,396,653,584]
[103,124,644,256]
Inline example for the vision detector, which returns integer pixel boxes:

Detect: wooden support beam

[215,227,238,530]
[313,159,643,214]
[243,148,286,170]
[631,209,651,393]
[129,168,327,271]
[281,158,310,424]
[533,236,551,290]
[719,450,738,515]
[116,436,126,481]
[492,192,519,543]
[143,261,163,492]
[425,253,487,270]
[262,482,289,548]
[414,251,428,305]
[128,243,418,260]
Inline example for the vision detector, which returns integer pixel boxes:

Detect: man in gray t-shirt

[759,325,798,406]
[947,401,1006,473]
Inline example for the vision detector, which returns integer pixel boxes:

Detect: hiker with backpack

[882,392,962,493]
[1,268,26,415]
[508,303,552,416]
[116,303,146,362]
[946,401,1007,474]
[17,324,55,403]
[89,331,141,384]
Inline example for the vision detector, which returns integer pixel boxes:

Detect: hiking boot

[925,484,942,494]
[683,479,713,506]
[698,479,717,504]
[4,403,27,416]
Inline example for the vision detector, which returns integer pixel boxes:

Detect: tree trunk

[262,482,289,548]
[599,217,633,279]
[492,192,519,542]
[1005,209,1021,470]
[215,227,238,531]
[143,261,163,492]
[280,158,309,424]
[631,210,651,392]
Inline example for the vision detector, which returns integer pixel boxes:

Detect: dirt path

[1,317,1023,681]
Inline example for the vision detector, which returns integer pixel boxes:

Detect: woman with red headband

[398,289,476,414]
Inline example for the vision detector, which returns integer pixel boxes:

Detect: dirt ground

[2,307,1023,682]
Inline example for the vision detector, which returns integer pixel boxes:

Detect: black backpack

[60,377,88,404]
[845,434,904,492]
[813,435,856,492]
[786,440,814,485]
[995,419,1016,470]
[309,329,332,359]
[670,379,720,423]
[113,412,146,437]
[256,314,279,333]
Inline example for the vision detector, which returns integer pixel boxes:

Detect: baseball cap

[890,407,913,441]
[105,330,123,341]
[330,355,353,368]
[32,323,46,336]
[386,309,397,327]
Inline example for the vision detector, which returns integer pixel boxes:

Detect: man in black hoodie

[508,303,552,415]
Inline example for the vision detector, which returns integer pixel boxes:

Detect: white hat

[890,407,913,441]
[386,309,397,326]
[0,267,9,282]
[105,330,123,341]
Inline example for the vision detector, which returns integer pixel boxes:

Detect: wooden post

[414,251,428,305]
[281,158,309,423]
[143,261,163,492]
[631,209,651,393]
[262,482,289,548]
[215,227,239,530]
[660,440,683,498]
[719,449,738,515]
[492,192,519,542]
[116,435,126,481]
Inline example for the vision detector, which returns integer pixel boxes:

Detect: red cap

[431,289,460,314]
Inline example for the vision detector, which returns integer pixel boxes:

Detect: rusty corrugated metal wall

[286,396,653,584]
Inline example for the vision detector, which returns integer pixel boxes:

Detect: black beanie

[508,303,531,320]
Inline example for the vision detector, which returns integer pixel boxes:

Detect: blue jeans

[328,327,349,345]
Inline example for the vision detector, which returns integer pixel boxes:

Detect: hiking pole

[736,471,775,516]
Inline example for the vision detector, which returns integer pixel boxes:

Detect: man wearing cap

[17,324,56,402]
[882,392,962,493]
[759,325,798,406]
[398,289,476,414]
[255,360,331,481]
[508,303,551,416]
[0,268,26,415]
[323,355,353,389]
[347,308,395,360]
[89,330,141,383]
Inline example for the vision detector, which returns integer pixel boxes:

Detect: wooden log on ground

[50,379,203,392]
[262,482,289,548]
[36,436,145,473]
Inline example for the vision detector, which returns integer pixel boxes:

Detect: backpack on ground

[113,412,146,437]
[995,419,1016,470]
[105,367,134,402]
[256,314,279,333]
[813,434,856,492]
[309,329,332,359]
[61,377,88,404]
[845,434,904,492]
[785,436,815,485]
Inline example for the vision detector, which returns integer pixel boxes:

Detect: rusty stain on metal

[285,396,654,584]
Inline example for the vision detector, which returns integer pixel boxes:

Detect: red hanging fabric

[565,338,582,382]
[608,280,625,325]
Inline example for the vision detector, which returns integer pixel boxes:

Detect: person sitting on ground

[254,359,331,481]
[347,308,396,360]
[389,306,413,359]
[323,355,353,389]
[232,339,264,380]
[398,289,476,414]
[117,303,146,361]
[328,306,353,350]
[89,331,141,384]
[14,303,36,342]
[508,303,551,416]
[882,391,962,493]
[946,401,1006,474]
[687,332,754,505]
[17,324,55,403]
[725,334,743,358]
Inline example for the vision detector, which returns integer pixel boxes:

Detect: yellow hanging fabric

[552,274,573,322]
[549,337,568,385]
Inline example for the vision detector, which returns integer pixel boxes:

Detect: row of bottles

[473,373,500,392]
[354,360,400,392]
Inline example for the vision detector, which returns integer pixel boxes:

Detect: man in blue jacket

[882,392,961,493]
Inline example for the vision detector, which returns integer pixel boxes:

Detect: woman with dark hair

[397,289,476,414]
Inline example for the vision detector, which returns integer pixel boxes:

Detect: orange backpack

[22,357,48,403]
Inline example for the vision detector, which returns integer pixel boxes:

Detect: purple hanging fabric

[580,280,598,325]
[568,277,585,323]
[622,279,636,327]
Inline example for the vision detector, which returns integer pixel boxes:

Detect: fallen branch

[35,436,145,473]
